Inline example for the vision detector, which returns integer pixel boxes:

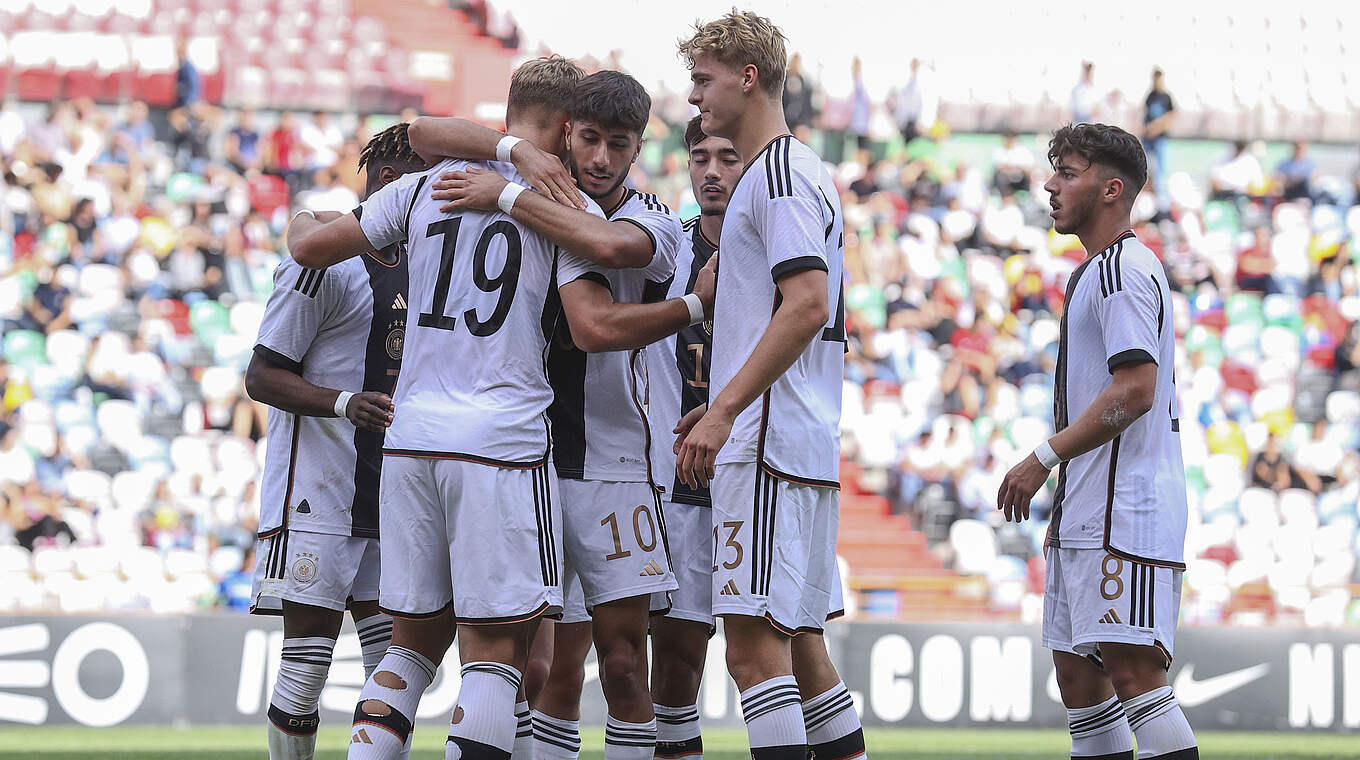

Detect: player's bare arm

[997,360,1158,522]
[676,267,829,489]
[287,211,375,269]
[407,116,584,209]
[431,168,655,269]
[245,353,394,433]
[559,255,715,352]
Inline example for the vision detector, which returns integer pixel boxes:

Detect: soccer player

[644,115,738,760]
[246,122,424,760]
[415,70,686,760]
[674,12,866,760]
[287,57,710,760]
[997,122,1196,760]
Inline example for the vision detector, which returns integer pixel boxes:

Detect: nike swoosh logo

[1173,663,1270,707]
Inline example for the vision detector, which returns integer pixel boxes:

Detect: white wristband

[496,134,523,163]
[294,208,317,222]
[681,292,705,326]
[333,390,355,419]
[498,182,527,215]
[1034,439,1061,469]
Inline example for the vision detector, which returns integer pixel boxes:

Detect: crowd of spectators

[2,79,1359,625]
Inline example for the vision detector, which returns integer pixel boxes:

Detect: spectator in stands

[263,111,301,193]
[849,56,872,151]
[109,101,154,165]
[1251,433,1322,494]
[224,108,262,173]
[1236,226,1278,294]
[1210,140,1264,200]
[783,53,817,144]
[1275,141,1315,201]
[218,544,255,610]
[893,58,926,142]
[299,110,343,172]
[168,104,212,172]
[22,264,74,334]
[1142,67,1175,196]
[13,484,76,551]
[991,130,1033,195]
[174,39,201,110]
[1070,61,1097,124]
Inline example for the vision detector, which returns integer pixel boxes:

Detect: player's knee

[1105,660,1161,699]
[652,657,703,703]
[599,645,645,690]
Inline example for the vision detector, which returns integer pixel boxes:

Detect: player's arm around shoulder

[557,249,715,353]
[287,209,372,270]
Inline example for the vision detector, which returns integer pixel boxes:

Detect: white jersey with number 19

[711,135,845,487]
[357,158,604,465]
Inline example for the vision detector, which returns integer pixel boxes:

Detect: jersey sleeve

[355,163,443,249]
[755,149,831,282]
[1097,261,1163,373]
[615,198,682,283]
[556,198,611,289]
[254,256,338,373]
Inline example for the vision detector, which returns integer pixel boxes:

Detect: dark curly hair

[1048,123,1147,202]
[570,70,651,137]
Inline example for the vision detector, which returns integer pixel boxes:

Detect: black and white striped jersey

[1046,231,1188,568]
[255,249,407,538]
[710,135,845,488]
[547,188,683,482]
[645,216,716,506]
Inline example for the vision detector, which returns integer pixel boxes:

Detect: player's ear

[378,166,400,187]
[742,63,759,95]
[1105,176,1124,205]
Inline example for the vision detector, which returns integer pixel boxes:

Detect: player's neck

[731,100,792,170]
[1078,213,1134,259]
[598,185,627,216]
[505,122,561,158]
[699,213,723,246]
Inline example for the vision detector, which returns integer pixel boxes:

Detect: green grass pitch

[1,726,1358,759]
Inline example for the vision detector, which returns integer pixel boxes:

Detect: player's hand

[996,453,1049,523]
[672,403,707,455]
[692,254,717,319]
[431,169,507,213]
[345,392,395,433]
[676,406,731,489]
[510,140,587,210]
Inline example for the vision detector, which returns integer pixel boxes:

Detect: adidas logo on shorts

[719,580,740,596]
[639,560,664,577]
[1098,608,1123,624]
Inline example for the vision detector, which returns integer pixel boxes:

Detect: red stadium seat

[95,69,135,102]
[201,70,225,104]
[1220,360,1259,396]
[246,173,289,217]
[135,71,176,106]
[16,66,61,101]
[1195,308,1228,332]
[61,67,100,100]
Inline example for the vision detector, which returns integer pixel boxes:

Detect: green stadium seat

[3,330,47,369]
[1203,200,1240,234]
[189,301,231,345]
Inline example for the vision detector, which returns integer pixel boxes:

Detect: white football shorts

[710,462,840,634]
[377,454,563,623]
[251,529,380,614]
[558,478,677,623]
[1043,547,1183,664]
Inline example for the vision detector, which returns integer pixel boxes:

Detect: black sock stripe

[803,692,854,726]
[445,737,512,759]
[1127,694,1177,730]
[740,685,802,714]
[461,662,522,688]
[352,702,413,741]
[531,720,579,743]
[740,683,802,706]
[810,728,865,760]
[1071,709,1129,737]
[1142,748,1198,759]
[743,694,802,723]
[606,726,659,740]
[531,733,581,751]
[656,714,700,724]
[1070,701,1125,731]
[387,648,436,682]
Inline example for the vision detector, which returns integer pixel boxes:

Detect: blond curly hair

[677,9,788,97]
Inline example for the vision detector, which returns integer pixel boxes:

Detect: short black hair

[1048,122,1148,200]
[358,122,424,175]
[569,70,650,137]
[684,115,707,150]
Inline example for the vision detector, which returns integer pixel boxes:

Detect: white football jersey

[549,188,682,482]
[358,158,604,465]
[1046,232,1188,568]
[711,136,845,487]
[646,217,716,505]
[255,250,407,538]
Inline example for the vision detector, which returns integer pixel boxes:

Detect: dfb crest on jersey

[385,320,404,361]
